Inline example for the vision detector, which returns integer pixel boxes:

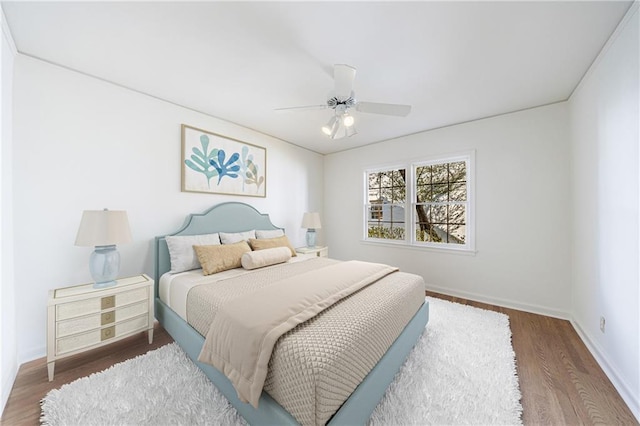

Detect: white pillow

[255,229,285,239]
[241,246,292,270]
[165,233,220,273]
[220,230,256,244]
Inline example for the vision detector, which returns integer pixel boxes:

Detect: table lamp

[75,209,132,288]
[301,212,322,248]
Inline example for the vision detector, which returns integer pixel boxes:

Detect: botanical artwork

[181,125,266,197]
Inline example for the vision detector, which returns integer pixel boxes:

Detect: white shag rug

[41,297,523,425]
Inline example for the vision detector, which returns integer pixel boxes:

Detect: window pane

[367,223,405,240]
[367,203,383,221]
[431,183,448,202]
[431,205,447,223]
[368,173,379,188]
[449,181,467,201]
[431,164,448,183]
[416,166,430,186]
[368,169,405,204]
[416,185,431,203]
[415,204,430,242]
[392,185,406,203]
[415,165,430,203]
[448,161,466,182]
[380,171,393,188]
[447,224,466,244]
[366,200,405,241]
[449,204,466,225]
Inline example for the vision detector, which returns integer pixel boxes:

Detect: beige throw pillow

[241,246,292,270]
[193,241,251,276]
[248,235,297,257]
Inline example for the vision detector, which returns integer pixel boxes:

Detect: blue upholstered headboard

[153,202,281,293]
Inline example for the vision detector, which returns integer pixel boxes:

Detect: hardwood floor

[427,292,638,425]
[0,322,173,426]
[1,294,637,425]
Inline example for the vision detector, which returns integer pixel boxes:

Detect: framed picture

[181,124,266,197]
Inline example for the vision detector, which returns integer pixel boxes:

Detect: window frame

[363,151,475,253]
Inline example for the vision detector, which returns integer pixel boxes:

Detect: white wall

[0,6,16,415]
[11,55,324,363]
[325,102,572,318]
[569,4,639,418]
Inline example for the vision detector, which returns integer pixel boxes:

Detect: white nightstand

[296,246,329,258]
[46,274,154,381]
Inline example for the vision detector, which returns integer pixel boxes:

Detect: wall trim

[425,284,570,320]
[1,7,17,56]
[426,284,638,421]
[0,363,17,417]
[0,365,17,414]
[570,1,639,99]
[571,319,640,422]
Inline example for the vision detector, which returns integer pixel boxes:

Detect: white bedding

[159,255,312,320]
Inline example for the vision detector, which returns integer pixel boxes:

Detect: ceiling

[2,1,633,155]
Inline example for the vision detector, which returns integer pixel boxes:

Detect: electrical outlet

[600,316,606,333]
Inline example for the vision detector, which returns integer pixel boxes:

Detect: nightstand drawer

[56,314,149,355]
[56,287,149,320]
[56,301,149,338]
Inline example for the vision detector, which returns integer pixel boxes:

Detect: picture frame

[181,124,266,197]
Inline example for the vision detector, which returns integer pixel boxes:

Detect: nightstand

[46,274,154,381]
[296,246,329,258]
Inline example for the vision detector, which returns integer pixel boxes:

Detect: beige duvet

[185,258,425,425]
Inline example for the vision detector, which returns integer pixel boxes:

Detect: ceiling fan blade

[356,102,411,117]
[334,64,356,99]
[274,105,327,112]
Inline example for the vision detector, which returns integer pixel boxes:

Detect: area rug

[41,297,523,425]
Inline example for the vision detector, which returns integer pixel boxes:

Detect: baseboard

[18,346,46,366]
[570,319,640,422]
[0,362,18,417]
[425,284,638,422]
[425,284,571,320]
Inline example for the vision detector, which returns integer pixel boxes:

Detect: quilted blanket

[198,261,399,407]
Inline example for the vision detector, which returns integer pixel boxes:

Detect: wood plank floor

[1,293,637,425]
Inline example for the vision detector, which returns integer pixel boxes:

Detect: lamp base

[305,229,317,248]
[90,245,120,288]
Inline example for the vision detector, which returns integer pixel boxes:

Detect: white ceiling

[2,1,632,154]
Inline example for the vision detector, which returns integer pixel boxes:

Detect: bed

[154,202,429,425]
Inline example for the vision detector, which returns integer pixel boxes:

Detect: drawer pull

[101,296,115,309]
[101,312,115,325]
[101,326,115,341]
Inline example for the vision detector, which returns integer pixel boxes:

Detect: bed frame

[154,202,429,425]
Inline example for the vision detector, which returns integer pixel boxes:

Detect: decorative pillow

[165,233,221,273]
[220,230,256,244]
[193,241,251,276]
[241,246,291,270]
[255,229,285,239]
[248,235,297,257]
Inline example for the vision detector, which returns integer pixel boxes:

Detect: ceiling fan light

[342,113,355,127]
[322,115,341,138]
[346,125,357,137]
[321,116,338,136]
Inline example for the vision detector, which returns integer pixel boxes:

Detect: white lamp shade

[75,209,132,247]
[301,212,322,229]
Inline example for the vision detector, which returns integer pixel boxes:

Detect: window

[364,152,474,252]
[365,168,406,241]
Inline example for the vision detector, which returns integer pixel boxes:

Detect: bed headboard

[154,202,282,287]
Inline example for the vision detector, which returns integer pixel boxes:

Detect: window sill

[360,239,477,256]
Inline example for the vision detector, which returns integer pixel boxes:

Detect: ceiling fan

[275,64,412,139]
